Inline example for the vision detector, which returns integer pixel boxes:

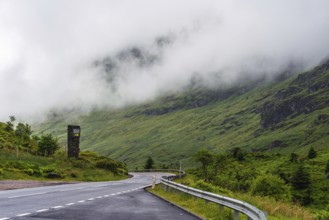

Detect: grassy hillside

[35,60,329,170]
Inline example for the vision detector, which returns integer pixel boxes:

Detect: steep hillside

[35,60,329,169]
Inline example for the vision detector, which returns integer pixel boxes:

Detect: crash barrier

[132,169,267,220]
[162,171,266,220]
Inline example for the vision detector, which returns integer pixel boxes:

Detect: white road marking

[87,198,95,201]
[53,206,63,209]
[0,218,9,220]
[8,192,46,199]
[92,184,108,188]
[78,200,85,203]
[17,213,31,217]
[104,195,109,197]
[66,203,75,206]
[36,209,49,213]
[59,187,87,192]
[96,196,103,199]
[110,193,116,196]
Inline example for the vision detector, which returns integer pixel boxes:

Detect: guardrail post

[219,204,224,211]
[234,210,239,220]
[152,175,156,189]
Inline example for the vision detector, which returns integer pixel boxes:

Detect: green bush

[192,180,214,192]
[4,161,28,170]
[24,168,34,176]
[95,159,119,174]
[315,205,329,220]
[71,159,88,168]
[70,172,78,178]
[0,168,3,175]
[41,166,56,174]
[250,173,290,200]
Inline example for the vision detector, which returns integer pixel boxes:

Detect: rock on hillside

[260,60,329,129]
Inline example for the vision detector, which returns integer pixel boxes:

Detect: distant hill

[35,60,329,169]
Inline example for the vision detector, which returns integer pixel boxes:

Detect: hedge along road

[0,172,199,220]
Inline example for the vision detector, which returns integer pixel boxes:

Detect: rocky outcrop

[260,60,329,129]
[260,96,315,129]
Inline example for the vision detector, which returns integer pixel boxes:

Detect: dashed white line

[0,218,9,220]
[36,209,49,213]
[104,195,109,197]
[96,196,103,199]
[92,184,108,188]
[66,203,75,206]
[87,198,95,201]
[78,200,86,203]
[53,206,63,209]
[17,213,31,217]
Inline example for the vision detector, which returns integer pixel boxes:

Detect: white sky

[1,0,329,121]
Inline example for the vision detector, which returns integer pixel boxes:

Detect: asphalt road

[0,173,199,220]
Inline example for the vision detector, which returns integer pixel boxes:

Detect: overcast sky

[1,0,329,121]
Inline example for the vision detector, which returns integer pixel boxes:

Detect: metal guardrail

[160,171,267,220]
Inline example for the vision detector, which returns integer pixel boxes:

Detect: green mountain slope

[35,60,329,169]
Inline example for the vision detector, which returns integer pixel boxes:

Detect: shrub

[308,147,317,159]
[71,159,87,168]
[45,171,64,179]
[291,165,312,205]
[70,172,78,178]
[315,205,329,220]
[251,173,290,200]
[193,180,214,192]
[41,166,56,174]
[0,168,3,175]
[24,168,34,176]
[96,159,118,174]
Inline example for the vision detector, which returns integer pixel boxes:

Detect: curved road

[0,173,198,220]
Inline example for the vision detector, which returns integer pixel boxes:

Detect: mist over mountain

[1,0,329,121]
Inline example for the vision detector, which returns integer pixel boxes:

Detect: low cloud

[1,0,329,121]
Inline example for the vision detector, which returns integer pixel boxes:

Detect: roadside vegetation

[0,117,127,182]
[150,148,329,219]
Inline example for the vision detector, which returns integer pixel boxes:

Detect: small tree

[38,133,59,157]
[291,164,312,205]
[193,149,213,181]
[290,153,299,163]
[5,115,16,132]
[144,156,154,170]
[291,164,311,190]
[230,147,245,161]
[308,147,317,159]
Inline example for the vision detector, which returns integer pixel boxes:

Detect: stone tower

[67,125,80,159]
